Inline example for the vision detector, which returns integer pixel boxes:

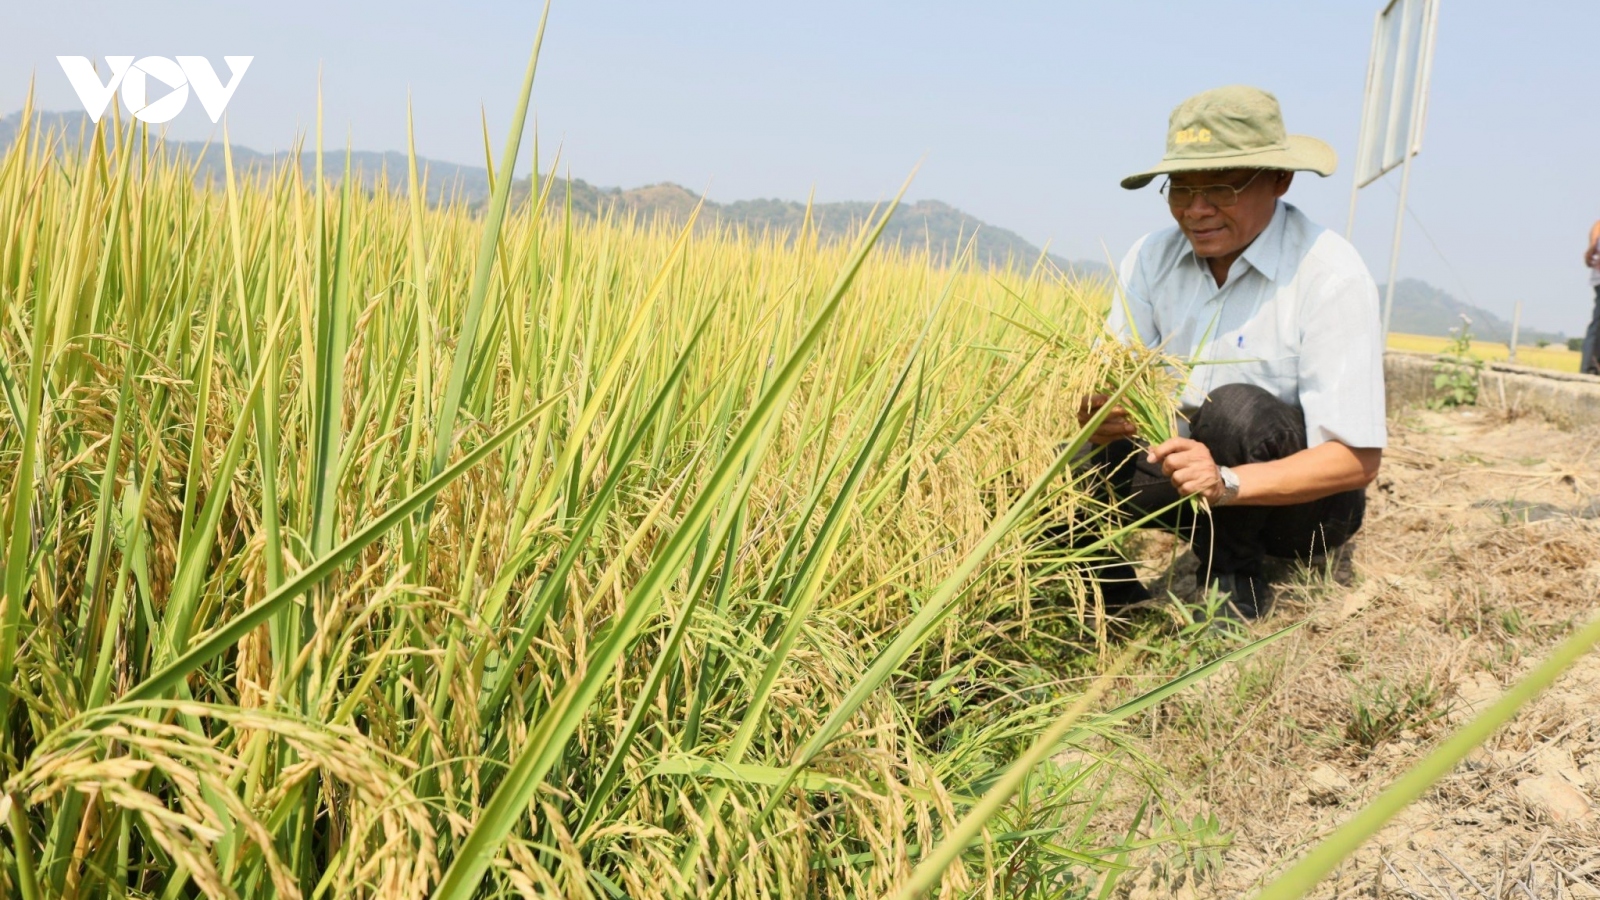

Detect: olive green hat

[1121,85,1337,190]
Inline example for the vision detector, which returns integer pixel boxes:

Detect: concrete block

[1383,350,1600,429]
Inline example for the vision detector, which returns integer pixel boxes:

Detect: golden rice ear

[5,8,1208,898]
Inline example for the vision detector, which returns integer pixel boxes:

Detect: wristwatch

[1214,466,1240,506]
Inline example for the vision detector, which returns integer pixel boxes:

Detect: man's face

[1167,168,1292,260]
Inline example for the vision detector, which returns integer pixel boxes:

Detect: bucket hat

[1121,85,1337,190]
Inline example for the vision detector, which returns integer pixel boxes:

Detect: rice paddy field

[6,32,1599,900]
[0,68,1232,896]
[1386,332,1584,374]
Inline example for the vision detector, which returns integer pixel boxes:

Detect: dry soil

[1115,405,1600,899]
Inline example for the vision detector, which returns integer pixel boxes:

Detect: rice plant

[0,31,1231,900]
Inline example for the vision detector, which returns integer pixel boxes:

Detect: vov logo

[57,56,253,124]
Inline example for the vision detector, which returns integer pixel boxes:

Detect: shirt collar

[1178,200,1289,285]
[1237,200,1288,282]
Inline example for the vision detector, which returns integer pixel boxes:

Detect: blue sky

[4,1,1597,333]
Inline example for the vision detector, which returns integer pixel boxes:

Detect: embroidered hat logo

[1174,127,1213,145]
[57,56,253,124]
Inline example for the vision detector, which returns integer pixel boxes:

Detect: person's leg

[1185,384,1368,616]
[1184,383,1310,576]
[1258,489,1366,560]
[1049,439,1191,608]
[1582,286,1600,376]
[1056,384,1369,615]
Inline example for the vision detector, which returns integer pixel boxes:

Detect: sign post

[1509,301,1522,364]
[1346,0,1442,336]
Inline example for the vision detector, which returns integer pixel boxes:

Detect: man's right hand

[1078,393,1137,445]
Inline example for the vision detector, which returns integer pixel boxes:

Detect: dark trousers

[1582,286,1600,376]
[1084,383,1366,577]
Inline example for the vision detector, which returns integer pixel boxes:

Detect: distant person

[1584,219,1600,375]
[1068,85,1385,621]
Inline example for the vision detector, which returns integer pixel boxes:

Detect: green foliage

[1343,675,1449,754]
[1429,316,1482,408]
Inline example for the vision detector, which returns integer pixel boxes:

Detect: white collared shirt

[1108,200,1387,449]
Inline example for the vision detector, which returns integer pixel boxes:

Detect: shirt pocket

[1195,351,1300,407]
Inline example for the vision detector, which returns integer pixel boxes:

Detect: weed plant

[1430,316,1483,408]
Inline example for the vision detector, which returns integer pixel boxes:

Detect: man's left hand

[1147,438,1226,504]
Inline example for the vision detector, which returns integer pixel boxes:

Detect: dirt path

[1120,406,1600,899]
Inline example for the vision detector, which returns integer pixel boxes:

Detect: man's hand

[1078,393,1138,445]
[1147,437,1226,504]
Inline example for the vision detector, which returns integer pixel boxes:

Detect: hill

[1379,277,1566,345]
[0,109,1102,276]
[4,110,1551,328]
[0,110,496,203]
[542,180,1095,272]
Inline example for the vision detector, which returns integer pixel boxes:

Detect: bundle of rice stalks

[1088,340,1185,445]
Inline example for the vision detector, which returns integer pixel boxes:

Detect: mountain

[1379,278,1566,344]
[0,110,495,203]
[537,180,1097,273]
[0,109,1104,276]
[10,111,1549,326]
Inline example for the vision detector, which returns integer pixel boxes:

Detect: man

[1075,85,1385,620]
[1583,219,1600,376]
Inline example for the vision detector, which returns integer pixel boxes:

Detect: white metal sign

[1345,0,1443,336]
[1352,0,1440,189]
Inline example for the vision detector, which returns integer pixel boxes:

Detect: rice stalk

[0,29,1235,897]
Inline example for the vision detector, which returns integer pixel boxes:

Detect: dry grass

[1092,406,1600,899]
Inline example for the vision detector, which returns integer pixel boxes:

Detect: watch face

[1217,468,1240,503]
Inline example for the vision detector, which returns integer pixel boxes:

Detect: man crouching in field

[1076,85,1386,621]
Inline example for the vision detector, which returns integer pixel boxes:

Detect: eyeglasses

[1159,170,1263,209]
